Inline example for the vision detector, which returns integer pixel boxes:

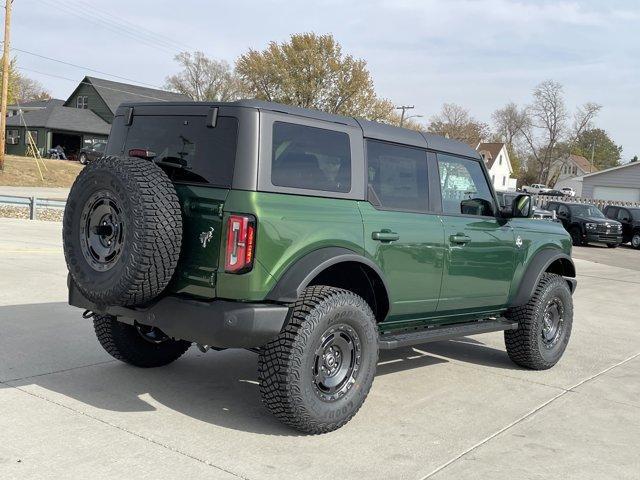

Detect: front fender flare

[266,247,390,303]
[510,248,576,307]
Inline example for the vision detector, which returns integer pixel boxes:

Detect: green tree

[571,128,622,170]
[235,33,398,123]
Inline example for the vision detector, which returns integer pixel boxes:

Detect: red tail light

[225,214,256,273]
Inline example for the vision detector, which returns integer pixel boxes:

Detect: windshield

[570,204,605,218]
[108,115,238,187]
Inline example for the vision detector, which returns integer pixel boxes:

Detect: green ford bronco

[63,100,576,434]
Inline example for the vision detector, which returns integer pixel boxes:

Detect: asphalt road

[1,218,639,480]
[573,243,640,271]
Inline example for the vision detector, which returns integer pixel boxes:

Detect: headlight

[585,223,597,230]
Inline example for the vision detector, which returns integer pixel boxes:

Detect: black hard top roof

[117,99,480,159]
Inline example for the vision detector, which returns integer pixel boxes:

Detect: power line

[10,46,164,89]
[63,0,195,52]
[17,67,173,102]
[35,0,181,55]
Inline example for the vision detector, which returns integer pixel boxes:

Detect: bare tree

[427,103,489,147]
[165,51,244,101]
[516,80,601,184]
[15,76,51,103]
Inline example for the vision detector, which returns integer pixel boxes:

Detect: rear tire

[504,273,573,370]
[78,153,87,165]
[93,314,190,368]
[258,286,378,434]
[631,233,640,249]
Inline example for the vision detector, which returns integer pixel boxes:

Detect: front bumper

[69,277,290,348]
[584,233,623,244]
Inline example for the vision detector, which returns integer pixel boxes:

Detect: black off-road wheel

[78,153,88,165]
[504,273,573,370]
[631,232,640,250]
[63,155,182,307]
[258,286,378,434]
[93,314,190,367]
[570,227,583,246]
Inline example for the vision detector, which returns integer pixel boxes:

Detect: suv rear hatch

[106,104,239,299]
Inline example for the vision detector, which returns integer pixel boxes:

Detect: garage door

[592,186,640,202]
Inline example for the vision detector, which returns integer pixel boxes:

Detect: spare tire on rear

[63,155,182,307]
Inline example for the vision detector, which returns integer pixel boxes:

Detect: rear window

[107,115,238,187]
[271,122,351,193]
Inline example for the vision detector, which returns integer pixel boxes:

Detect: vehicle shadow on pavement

[2,302,518,436]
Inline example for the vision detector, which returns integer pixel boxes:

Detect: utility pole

[395,105,414,127]
[0,0,12,171]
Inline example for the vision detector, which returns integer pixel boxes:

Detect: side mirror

[506,194,532,218]
[461,198,494,216]
[557,210,568,219]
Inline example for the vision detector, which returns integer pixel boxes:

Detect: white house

[552,154,597,196]
[476,142,517,191]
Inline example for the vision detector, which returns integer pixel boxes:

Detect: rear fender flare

[266,247,390,304]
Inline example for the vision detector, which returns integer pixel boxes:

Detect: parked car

[603,205,640,249]
[496,191,557,221]
[560,187,576,197]
[546,201,623,247]
[62,100,576,434]
[545,189,566,197]
[522,183,551,194]
[77,141,107,165]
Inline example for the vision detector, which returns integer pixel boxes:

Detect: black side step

[378,319,518,350]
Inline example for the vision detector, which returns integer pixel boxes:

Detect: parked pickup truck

[63,100,577,434]
[522,183,552,194]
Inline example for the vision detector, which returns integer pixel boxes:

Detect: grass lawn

[0,155,83,188]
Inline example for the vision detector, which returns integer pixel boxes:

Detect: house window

[76,96,88,109]
[499,155,502,165]
[25,130,38,146]
[6,129,19,144]
[502,176,506,186]
[491,174,495,184]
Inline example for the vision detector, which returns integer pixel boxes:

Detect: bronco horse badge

[199,227,214,248]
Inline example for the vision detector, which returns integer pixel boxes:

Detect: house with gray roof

[5,76,189,159]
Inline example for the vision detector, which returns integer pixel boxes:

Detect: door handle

[450,233,471,245]
[372,230,399,242]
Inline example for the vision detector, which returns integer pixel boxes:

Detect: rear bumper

[68,277,290,349]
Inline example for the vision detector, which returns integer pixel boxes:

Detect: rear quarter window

[270,122,351,193]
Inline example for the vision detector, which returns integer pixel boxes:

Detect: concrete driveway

[1,218,638,480]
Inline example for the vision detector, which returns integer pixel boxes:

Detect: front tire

[258,286,378,434]
[631,233,640,250]
[504,273,573,370]
[93,314,190,368]
[78,153,87,165]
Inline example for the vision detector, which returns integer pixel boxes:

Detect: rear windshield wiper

[128,149,191,170]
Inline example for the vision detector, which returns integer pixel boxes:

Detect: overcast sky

[13,0,640,159]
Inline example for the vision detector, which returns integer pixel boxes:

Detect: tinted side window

[438,154,495,216]
[618,209,631,222]
[366,140,428,212]
[605,207,618,219]
[271,122,351,193]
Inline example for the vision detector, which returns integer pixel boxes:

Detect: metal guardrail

[0,195,66,220]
